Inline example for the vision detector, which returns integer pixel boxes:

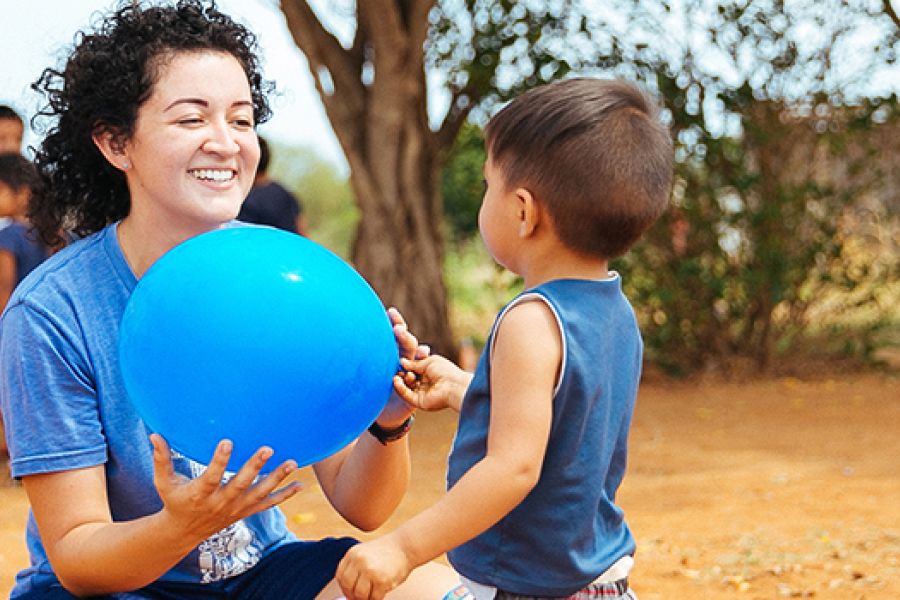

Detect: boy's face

[479,155,521,272]
[0,118,24,154]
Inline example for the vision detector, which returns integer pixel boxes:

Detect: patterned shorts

[495,578,636,600]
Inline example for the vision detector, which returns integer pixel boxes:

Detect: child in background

[0,153,50,485]
[0,153,51,312]
[336,78,673,600]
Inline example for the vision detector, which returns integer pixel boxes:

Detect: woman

[0,2,461,598]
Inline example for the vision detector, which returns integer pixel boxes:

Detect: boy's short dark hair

[485,78,673,259]
[0,105,23,124]
[0,153,37,191]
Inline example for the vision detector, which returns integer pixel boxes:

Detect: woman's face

[121,51,259,232]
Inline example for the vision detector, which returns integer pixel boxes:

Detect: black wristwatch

[367,415,415,445]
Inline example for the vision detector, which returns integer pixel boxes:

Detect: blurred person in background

[239,135,307,235]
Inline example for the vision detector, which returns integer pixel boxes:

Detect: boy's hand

[393,355,471,413]
[150,434,300,540]
[336,537,412,600]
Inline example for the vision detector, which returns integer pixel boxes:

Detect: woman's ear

[91,128,130,172]
[516,187,540,238]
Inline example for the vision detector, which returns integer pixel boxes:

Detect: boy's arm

[337,299,561,599]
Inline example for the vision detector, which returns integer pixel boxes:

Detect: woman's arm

[311,307,422,530]
[24,435,299,596]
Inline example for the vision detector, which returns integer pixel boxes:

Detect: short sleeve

[0,301,107,478]
[0,222,21,254]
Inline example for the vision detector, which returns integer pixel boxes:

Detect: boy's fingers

[392,375,411,399]
[399,357,425,374]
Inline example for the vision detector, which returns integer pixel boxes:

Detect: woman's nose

[202,121,240,155]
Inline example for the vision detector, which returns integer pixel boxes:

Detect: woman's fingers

[219,446,273,500]
[194,439,233,495]
[245,459,299,504]
[386,306,407,329]
[150,434,177,489]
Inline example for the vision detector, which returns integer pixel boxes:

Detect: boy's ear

[516,187,540,238]
[91,128,130,172]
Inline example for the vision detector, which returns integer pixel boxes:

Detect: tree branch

[884,0,900,30]
[434,85,481,153]
[278,1,366,157]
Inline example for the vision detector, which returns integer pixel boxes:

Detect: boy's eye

[481,178,488,192]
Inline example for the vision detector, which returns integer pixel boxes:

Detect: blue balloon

[119,227,398,470]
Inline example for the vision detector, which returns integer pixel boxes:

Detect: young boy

[336,78,673,600]
[0,153,51,312]
[0,153,50,485]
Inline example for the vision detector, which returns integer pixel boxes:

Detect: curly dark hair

[29,0,272,246]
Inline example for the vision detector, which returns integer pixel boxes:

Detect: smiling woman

[0,1,461,599]
[96,51,261,276]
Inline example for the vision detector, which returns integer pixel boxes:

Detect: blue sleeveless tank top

[446,276,641,596]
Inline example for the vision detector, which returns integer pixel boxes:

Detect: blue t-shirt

[0,223,295,598]
[0,220,51,285]
[447,277,642,596]
[238,181,302,233]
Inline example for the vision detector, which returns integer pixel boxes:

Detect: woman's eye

[178,117,203,125]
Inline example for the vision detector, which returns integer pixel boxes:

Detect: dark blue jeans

[15,537,357,600]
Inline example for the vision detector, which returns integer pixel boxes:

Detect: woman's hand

[375,308,429,426]
[151,434,300,540]
[393,355,472,413]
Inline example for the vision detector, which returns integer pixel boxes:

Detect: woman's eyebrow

[164,98,253,111]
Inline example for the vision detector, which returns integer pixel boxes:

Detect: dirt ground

[1,373,897,599]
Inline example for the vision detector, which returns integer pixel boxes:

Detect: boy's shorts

[14,536,357,600]
[492,578,636,600]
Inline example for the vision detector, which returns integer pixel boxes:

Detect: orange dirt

[1,374,897,599]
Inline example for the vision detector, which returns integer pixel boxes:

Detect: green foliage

[436,1,900,375]
[266,142,359,259]
[441,122,486,239]
[576,0,900,375]
[444,236,522,347]
[426,0,600,123]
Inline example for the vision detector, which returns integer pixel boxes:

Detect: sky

[0,0,348,170]
[3,1,897,171]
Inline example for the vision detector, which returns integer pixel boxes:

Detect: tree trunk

[279,0,461,356]
[348,112,455,356]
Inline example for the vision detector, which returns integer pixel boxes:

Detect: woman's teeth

[190,169,234,182]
